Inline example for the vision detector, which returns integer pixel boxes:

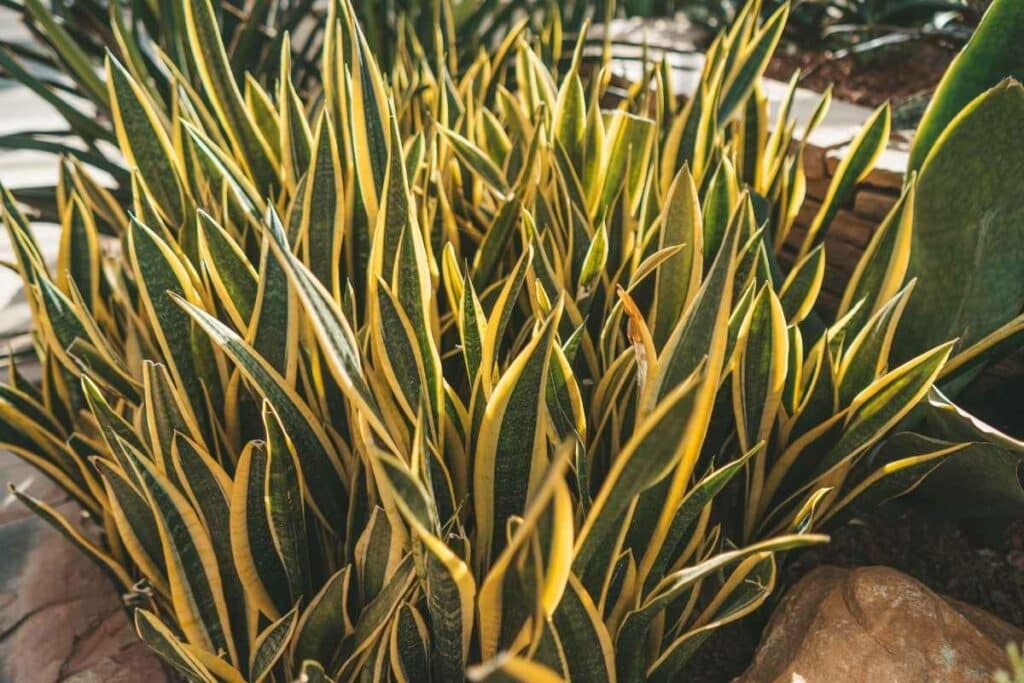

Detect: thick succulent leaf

[179,298,348,531]
[838,182,914,334]
[909,0,1024,171]
[652,165,703,349]
[389,603,431,683]
[913,389,1024,518]
[122,438,237,663]
[474,307,560,566]
[250,607,300,683]
[230,441,293,619]
[183,0,277,189]
[107,54,186,225]
[292,566,352,670]
[798,104,890,259]
[263,404,312,606]
[550,575,615,683]
[895,81,1024,362]
[135,609,218,683]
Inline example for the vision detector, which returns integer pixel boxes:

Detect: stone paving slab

[0,450,171,682]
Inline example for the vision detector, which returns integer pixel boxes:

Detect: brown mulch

[686,509,1024,681]
[765,41,958,109]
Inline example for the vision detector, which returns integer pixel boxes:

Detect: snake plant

[2,0,1011,679]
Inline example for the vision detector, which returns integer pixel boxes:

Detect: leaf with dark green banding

[178,298,348,532]
[128,219,210,437]
[107,54,185,225]
[818,342,953,476]
[551,575,615,683]
[717,3,789,124]
[230,440,292,619]
[653,165,703,349]
[292,566,351,670]
[389,603,430,683]
[183,0,277,190]
[197,210,257,332]
[474,307,560,566]
[135,610,217,683]
[263,403,311,606]
[249,606,299,683]
[170,433,249,665]
[779,244,824,325]
[120,437,236,663]
[616,534,825,683]
[302,115,344,292]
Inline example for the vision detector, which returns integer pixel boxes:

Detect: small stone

[737,566,1023,683]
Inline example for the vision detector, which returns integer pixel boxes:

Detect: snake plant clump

[4,0,1016,679]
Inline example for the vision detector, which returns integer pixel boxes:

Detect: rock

[0,452,171,682]
[738,566,1023,683]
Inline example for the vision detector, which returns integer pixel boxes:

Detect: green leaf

[909,0,1024,172]
[250,606,299,683]
[179,298,348,533]
[896,80,1024,362]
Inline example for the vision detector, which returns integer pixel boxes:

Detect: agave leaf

[908,0,1024,172]
[896,80,1024,363]
[912,389,1024,518]
[823,433,967,526]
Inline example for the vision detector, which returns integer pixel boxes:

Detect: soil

[766,41,958,115]
[687,507,1024,681]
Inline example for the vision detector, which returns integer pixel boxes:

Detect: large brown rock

[1,452,171,682]
[738,566,1023,683]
